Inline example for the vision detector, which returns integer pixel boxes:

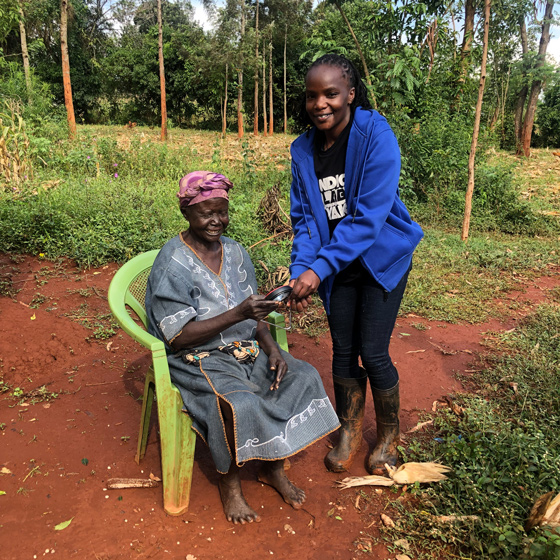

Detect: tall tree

[60,0,76,138]
[262,39,268,136]
[237,0,245,138]
[17,0,32,101]
[517,0,554,157]
[462,0,491,242]
[157,0,167,141]
[283,22,287,133]
[332,0,376,108]
[514,17,529,150]
[254,0,259,135]
[268,39,273,135]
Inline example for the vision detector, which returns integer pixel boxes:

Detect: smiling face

[305,64,355,147]
[182,197,229,247]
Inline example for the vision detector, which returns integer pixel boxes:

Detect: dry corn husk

[335,461,451,489]
[386,462,452,484]
[526,491,560,531]
[335,475,396,489]
[107,477,160,489]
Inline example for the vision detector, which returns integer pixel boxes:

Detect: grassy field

[2,125,560,558]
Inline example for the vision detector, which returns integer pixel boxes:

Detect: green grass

[392,303,560,559]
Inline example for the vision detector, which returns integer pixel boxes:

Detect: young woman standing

[289,54,424,474]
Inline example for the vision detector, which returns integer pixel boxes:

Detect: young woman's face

[183,197,229,245]
[305,64,355,142]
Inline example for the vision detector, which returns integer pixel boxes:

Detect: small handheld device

[264,285,292,303]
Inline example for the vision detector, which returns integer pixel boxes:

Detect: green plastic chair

[108,249,289,515]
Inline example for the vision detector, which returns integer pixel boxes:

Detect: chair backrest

[108,250,161,349]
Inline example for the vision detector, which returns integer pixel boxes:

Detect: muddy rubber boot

[324,374,367,473]
[366,383,400,475]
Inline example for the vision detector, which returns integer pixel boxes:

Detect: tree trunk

[60,0,76,139]
[18,1,32,102]
[514,18,529,151]
[458,0,475,81]
[237,0,245,139]
[254,0,259,135]
[262,44,268,137]
[268,41,273,136]
[222,63,229,138]
[461,0,490,242]
[333,0,376,109]
[519,0,554,157]
[157,0,167,141]
[283,23,287,134]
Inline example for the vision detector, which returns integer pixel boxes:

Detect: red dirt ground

[1,254,558,560]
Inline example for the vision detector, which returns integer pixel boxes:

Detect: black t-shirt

[313,117,353,236]
[313,116,365,283]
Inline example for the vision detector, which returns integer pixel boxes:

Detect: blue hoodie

[290,107,423,314]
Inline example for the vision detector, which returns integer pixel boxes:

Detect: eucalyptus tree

[517,0,555,156]
[61,0,77,137]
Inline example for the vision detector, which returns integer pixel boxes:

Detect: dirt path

[1,255,558,560]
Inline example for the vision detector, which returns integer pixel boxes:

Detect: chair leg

[157,385,196,516]
[135,367,156,465]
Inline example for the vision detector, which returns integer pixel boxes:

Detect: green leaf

[81,458,89,466]
[54,517,74,531]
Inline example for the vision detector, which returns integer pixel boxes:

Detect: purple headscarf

[177,171,233,210]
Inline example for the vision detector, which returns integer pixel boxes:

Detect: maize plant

[0,100,32,191]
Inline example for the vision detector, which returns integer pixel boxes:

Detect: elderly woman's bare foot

[257,460,306,510]
[219,472,261,524]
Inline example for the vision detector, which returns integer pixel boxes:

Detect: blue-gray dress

[145,234,339,474]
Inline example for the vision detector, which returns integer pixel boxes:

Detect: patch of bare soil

[1,254,558,560]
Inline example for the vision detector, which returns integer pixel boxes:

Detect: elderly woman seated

[145,171,339,524]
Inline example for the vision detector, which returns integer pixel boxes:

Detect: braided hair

[298,54,372,129]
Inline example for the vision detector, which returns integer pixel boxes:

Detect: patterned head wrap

[177,171,233,210]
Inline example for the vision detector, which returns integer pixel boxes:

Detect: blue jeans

[327,262,410,391]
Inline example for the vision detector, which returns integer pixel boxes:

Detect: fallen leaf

[396,555,412,560]
[406,420,433,433]
[394,539,411,551]
[106,341,113,351]
[149,473,161,482]
[43,404,51,409]
[186,555,198,560]
[0,491,6,496]
[399,332,411,336]
[30,314,36,320]
[1,468,12,475]
[93,272,102,275]
[381,513,395,528]
[54,517,74,530]
[406,349,425,354]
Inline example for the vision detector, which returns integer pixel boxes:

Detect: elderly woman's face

[183,197,229,244]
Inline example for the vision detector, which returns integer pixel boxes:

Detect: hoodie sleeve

[289,157,322,279]
[309,125,401,282]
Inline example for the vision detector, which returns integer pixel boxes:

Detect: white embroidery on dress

[159,307,196,338]
[236,397,332,453]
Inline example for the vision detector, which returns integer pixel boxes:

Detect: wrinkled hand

[237,295,279,322]
[268,349,288,391]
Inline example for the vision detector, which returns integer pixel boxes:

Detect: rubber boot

[366,382,400,475]
[324,374,367,473]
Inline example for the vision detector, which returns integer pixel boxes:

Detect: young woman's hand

[267,348,288,390]
[290,270,320,301]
